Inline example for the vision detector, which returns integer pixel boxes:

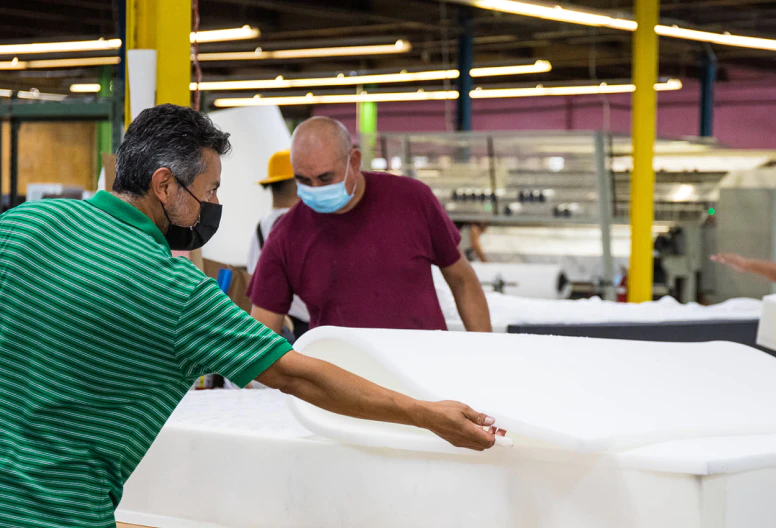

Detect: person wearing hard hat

[247,150,310,340]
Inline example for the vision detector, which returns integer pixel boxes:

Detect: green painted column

[96,66,113,187]
[359,100,377,169]
[360,100,377,134]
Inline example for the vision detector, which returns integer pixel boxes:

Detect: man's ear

[150,168,175,205]
[350,148,362,172]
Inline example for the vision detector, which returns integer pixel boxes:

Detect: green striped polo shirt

[0,191,292,528]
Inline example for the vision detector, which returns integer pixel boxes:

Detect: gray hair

[114,104,231,196]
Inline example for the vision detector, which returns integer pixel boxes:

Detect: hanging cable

[439,0,454,132]
[192,0,202,111]
[588,31,612,132]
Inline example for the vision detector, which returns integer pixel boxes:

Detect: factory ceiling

[0,0,774,105]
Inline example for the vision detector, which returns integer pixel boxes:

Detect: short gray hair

[114,104,231,196]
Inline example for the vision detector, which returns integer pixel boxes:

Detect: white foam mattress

[119,328,776,527]
[439,293,762,333]
[117,390,776,528]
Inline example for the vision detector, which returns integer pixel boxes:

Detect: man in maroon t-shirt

[248,116,490,334]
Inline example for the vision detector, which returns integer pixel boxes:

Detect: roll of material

[126,49,156,121]
[757,294,776,351]
[470,262,571,299]
[202,107,291,266]
[433,263,570,300]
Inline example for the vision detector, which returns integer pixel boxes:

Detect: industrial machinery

[713,168,776,302]
[361,131,775,302]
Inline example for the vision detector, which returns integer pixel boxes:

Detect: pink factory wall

[311,75,776,149]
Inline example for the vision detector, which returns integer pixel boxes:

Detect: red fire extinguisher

[616,272,628,303]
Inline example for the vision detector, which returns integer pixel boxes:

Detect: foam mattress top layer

[169,391,776,476]
[291,327,776,457]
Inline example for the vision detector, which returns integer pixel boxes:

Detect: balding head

[289,117,362,196]
[291,116,352,161]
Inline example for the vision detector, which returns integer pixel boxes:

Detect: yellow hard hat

[258,149,294,185]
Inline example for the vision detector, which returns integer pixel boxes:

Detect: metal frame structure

[0,99,116,210]
[363,129,621,301]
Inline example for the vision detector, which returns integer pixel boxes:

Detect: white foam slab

[117,391,776,527]
[291,327,776,454]
[616,434,776,476]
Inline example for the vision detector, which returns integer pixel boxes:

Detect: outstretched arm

[711,253,776,282]
[258,350,504,451]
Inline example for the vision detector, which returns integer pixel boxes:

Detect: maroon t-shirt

[247,171,462,330]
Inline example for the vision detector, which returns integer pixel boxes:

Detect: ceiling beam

[262,21,429,40]
[25,0,112,10]
[0,7,106,26]
[662,0,776,9]
[208,0,439,30]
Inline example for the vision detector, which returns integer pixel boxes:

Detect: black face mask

[163,180,222,251]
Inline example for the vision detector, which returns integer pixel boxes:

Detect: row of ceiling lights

[0,0,774,61]
[1,78,683,104]
[0,0,772,106]
[213,79,684,107]
[64,60,550,93]
[0,26,258,56]
[448,0,776,52]
[0,41,410,71]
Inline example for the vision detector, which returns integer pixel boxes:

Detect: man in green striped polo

[0,104,502,527]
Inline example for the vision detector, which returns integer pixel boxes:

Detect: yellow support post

[125,0,191,127]
[628,0,659,303]
[155,0,192,107]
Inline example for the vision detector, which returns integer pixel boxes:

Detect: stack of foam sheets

[117,328,776,527]
[440,290,762,333]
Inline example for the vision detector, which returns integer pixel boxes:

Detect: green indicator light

[708,207,716,215]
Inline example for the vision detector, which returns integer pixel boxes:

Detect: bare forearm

[451,281,492,332]
[272,354,424,427]
[259,351,502,451]
[250,305,284,334]
[745,259,776,282]
[472,245,488,263]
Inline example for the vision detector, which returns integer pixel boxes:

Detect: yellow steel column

[125,0,191,127]
[628,0,659,303]
[155,0,191,107]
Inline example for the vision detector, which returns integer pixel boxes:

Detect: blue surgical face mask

[297,154,356,214]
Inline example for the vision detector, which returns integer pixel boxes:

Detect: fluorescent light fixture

[671,184,695,202]
[0,38,121,56]
[192,60,551,91]
[470,79,683,98]
[29,57,121,69]
[655,24,776,51]
[214,79,681,107]
[214,89,459,107]
[198,39,412,61]
[0,89,12,97]
[0,56,121,71]
[0,57,24,70]
[193,69,457,91]
[190,25,260,44]
[17,89,67,101]
[463,0,636,31]
[70,83,102,93]
[448,0,776,52]
[471,59,552,77]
